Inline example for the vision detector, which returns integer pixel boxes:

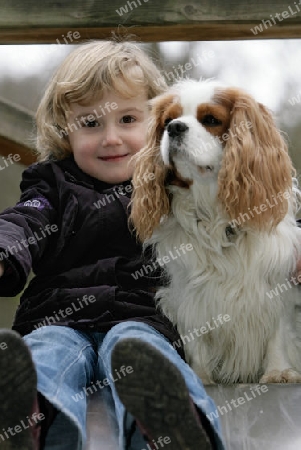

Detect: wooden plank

[0,97,36,165]
[0,0,301,43]
[2,23,301,44]
[0,135,36,166]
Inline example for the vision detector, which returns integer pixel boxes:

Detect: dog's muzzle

[167,121,188,138]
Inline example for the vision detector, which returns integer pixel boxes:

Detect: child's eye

[121,115,135,124]
[85,120,99,128]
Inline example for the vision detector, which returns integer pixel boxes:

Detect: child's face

[67,90,149,184]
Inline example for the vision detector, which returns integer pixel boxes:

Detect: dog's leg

[260,320,301,383]
[196,370,215,386]
[191,362,215,385]
[185,342,216,385]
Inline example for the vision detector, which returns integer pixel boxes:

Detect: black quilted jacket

[0,155,182,354]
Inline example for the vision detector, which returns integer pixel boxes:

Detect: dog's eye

[201,115,222,127]
[164,118,172,128]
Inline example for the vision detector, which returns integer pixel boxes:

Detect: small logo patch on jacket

[20,197,52,210]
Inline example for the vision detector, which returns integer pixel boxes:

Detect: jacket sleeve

[0,162,59,296]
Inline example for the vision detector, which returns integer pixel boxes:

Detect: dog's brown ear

[217,88,294,231]
[130,93,175,242]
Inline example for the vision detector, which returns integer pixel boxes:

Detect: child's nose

[101,125,122,146]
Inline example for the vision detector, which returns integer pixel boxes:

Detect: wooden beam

[0,0,301,43]
[0,96,36,165]
[0,135,36,166]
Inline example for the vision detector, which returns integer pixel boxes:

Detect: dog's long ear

[130,93,175,242]
[216,88,294,231]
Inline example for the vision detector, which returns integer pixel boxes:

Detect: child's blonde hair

[36,40,167,161]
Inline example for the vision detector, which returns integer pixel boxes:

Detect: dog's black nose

[167,121,188,137]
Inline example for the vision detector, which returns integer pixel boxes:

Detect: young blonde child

[0,40,225,450]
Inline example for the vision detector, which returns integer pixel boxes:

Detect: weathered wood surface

[0,0,301,43]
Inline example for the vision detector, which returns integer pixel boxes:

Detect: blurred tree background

[0,39,300,328]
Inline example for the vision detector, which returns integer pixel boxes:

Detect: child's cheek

[77,136,98,156]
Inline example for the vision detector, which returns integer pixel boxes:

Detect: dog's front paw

[260,369,301,383]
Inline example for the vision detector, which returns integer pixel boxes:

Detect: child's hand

[0,262,4,278]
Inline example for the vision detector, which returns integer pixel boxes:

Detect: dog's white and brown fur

[130,79,301,384]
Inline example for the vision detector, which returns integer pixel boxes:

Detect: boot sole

[111,338,212,450]
[0,330,37,449]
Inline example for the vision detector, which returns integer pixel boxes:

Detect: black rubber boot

[0,330,40,450]
[111,338,213,450]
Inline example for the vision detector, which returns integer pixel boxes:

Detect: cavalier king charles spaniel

[130,79,301,385]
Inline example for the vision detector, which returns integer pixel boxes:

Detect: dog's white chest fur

[151,192,301,384]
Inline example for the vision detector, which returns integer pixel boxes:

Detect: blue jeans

[24,321,225,450]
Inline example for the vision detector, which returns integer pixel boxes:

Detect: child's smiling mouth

[99,154,130,162]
